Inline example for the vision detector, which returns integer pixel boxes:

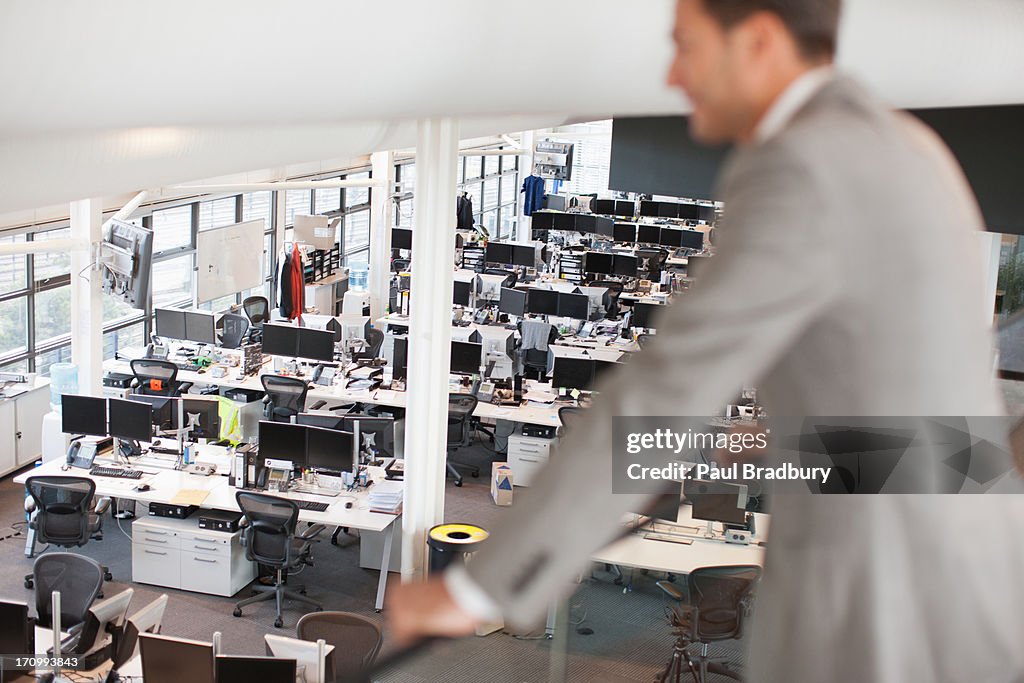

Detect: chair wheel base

[103,572,113,581]
[454,480,463,487]
[24,578,33,589]
[471,470,480,478]
[274,618,283,628]
[232,608,242,618]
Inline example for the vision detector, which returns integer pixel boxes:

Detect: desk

[15,458,401,611]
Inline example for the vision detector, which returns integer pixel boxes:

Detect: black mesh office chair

[243,296,270,342]
[233,492,324,628]
[557,406,586,436]
[446,394,480,487]
[296,611,383,680]
[130,359,191,397]
[656,565,762,683]
[590,280,624,319]
[261,375,309,422]
[220,313,250,350]
[354,327,384,361]
[483,268,517,288]
[637,248,669,282]
[24,476,112,588]
[31,553,104,631]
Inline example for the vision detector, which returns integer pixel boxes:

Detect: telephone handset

[311,364,337,387]
[64,440,98,470]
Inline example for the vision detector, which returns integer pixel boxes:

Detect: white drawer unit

[131,516,255,597]
[506,433,558,487]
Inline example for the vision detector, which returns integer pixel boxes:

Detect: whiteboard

[197,219,265,303]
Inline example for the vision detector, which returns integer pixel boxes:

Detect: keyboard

[644,532,694,546]
[296,500,329,512]
[90,467,144,480]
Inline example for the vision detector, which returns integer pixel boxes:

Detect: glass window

[285,190,312,227]
[485,154,500,177]
[0,359,29,374]
[264,234,274,280]
[344,250,369,268]
[103,323,145,360]
[242,191,273,229]
[151,205,193,253]
[396,200,414,229]
[33,228,72,281]
[198,197,237,231]
[103,295,139,323]
[399,164,416,195]
[464,156,483,181]
[482,209,498,235]
[315,185,341,215]
[500,208,517,240]
[152,254,194,308]
[457,158,466,184]
[0,234,27,295]
[36,345,73,377]
[200,294,237,313]
[502,154,519,173]
[346,172,371,208]
[35,286,72,345]
[461,183,482,212]
[345,210,370,253]
[500,175,517,206]
[0,297,28,356]
[483,179,500,211]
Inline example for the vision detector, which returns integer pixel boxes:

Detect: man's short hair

[700,0,842,61]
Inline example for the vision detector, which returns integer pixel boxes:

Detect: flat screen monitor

[639,200,660,217]
[499,288,527,317]
[657,202,679,218]
[552,213,578,231]
[453,280,472,306]
[342,414,396,459]
[216,656,296,683]
[594,216,616,237]
[612,254,639,277]
[61,395,107,437]
[631,302,664,329]
[557,292,589,320]
[574,215,597,234]
[511,244,536,267]
[486,242,514,265]
[129,395,176,431]
[613,223,637,243]
[392,227,413,251]
[659,228,684,248]
[0,601,32,681]
[677,203,703,221]
[615,200,636,218]
[635,486,683,523]
[296,413,347,431]
[140,634,215,683]
[451,341,483,375]
[531,212,555,230]
[591,199,616,216]
[680,229,704,250]
[637,224,661,245]
[261,323,298,357]
[585,252,614,275]
[686,479,749,526]
[392,336,408,381]
[594,359,622,382]
[179,397,221,440]
[108,398,152,442]
[297,327,335,363]
[551,357,596,391]
[185,311,217,345]
[258,421,306,465]
[154,308,187,340]
[544,195,568,212]
[527,288,559,316]
[305,427,354,473]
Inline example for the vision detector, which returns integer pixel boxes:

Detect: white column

[70,199,104,395]
[401,118,460,581]
[369,150,396,321]
[516,130,537,243]
[273,184,288,310]
[979,231,1001,327]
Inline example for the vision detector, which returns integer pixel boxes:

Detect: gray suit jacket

[466,77,1024,682]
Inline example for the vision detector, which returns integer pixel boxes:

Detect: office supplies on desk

[90,466,143,479]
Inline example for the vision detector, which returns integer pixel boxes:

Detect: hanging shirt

[456,194,475,230]
[278,249,294,319]
[288,243,304,322]
[521,175,545,216]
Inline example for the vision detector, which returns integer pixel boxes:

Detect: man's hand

[387,576,482,648]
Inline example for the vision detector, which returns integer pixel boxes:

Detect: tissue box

[491,463,514,506]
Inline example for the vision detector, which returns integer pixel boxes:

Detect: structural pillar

[369,150,396,321]
[70,199,104,395]
[516,129,537,243]
[401,118,460,581]
[979,232,1001,327]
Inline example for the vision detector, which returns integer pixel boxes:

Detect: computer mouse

[136,483,151,492]
[345,501,354,509]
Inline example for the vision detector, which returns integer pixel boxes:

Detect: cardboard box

[491,463,514,506]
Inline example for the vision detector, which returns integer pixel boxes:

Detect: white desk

[549,343,625,364]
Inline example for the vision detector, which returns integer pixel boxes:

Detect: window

[315,185,341,215]
[36,346,73,377]
[152,254,194,308]
[242,191,272,229]
[345,210,370,254]
[198,197,237,231]
[464,156,483,181]
[399,164,416,194]
[484,154,500,177]
[151,205,193,253]
[0,234,27,295]
[0,298,28,356]
[483,179,500,211]
[33,228,72,281]
[285,190,312,226]
[346,172,371,208]
[34,286,71,345]
[103,322,145,360]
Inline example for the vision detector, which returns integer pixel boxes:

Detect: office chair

[233,492,325,628]
[243,295,270,342]
[354,327,384,361]
[392,258,411,272]
[557,406,586,436]
[31,553,104,631]
[637,248,669,281]
[590,280,624,319]
[261,375,309,422]
[24,476,113,589]
[219,313,250,350]
[483,268,517,288]
[296,611,383,679]
[656,565,762,683]
[446,393,480,487]
[130,359,192,397]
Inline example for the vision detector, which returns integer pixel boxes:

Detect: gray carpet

[1,440,750,683]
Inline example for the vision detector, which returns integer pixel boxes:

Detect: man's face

[667,0,759,144]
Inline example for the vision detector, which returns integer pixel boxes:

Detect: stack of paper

[368,480,403,514]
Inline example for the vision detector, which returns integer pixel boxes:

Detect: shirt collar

[753,66,835,144]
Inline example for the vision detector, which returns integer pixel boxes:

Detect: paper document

[170,489,210,506]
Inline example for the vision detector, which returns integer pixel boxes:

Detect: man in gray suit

[391,1,1024,680]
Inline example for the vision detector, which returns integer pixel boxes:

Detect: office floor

[0,441,749,683]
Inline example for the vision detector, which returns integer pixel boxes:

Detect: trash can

[427,523,489,573]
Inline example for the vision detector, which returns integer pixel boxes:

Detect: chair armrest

[130,378,140,389]
[297,523,326,541]
[178,382,193,394]
[24,497,36,514]
[309,400,327,411]
[93,497,112,515]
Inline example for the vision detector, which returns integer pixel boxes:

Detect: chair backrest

[296,611,383,677]
[260,375,309,422]
[32,552,104,630]
[242,296,270,325]
[27,475,96,547]
[236,491,299,568]
[220,313,250,350]
[392,258,411,272]
[687,565,762,642]
[131,359,180,396]
[357,327,384,360]
[447,393,478,447]
[557,407,585,435]
[590,280,623,318]
[484,268,517,288]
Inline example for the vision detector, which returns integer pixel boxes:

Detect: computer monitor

[451,341,483,375]
[551,357,596,391]
[264,634,335,683]
[140,633,215,683]
[557,292,589,320]
[544,195,568,212]
[392,227,413,251]
[552,213,577,231]
[216,656,296,683]
[453,280,472,306]
[498,288,527,317]
[615,200,636,218]
[591,199,616,216]
[185,311,217,345]
[657,202,679,218]
[613,223,637,243]
[108,398,153,442]
[258,421,306,465]
[180,397,221,440]
[637,224,661,245]
[0,601,33,682]
[129,395,176,431]
[685,479,749,526]
[574,215,597,234]
[631,302,664,329]
[485,242,513,265]
[392,336,409,381]
[305,427,354,474]
[75,588,134,660]
[659,228,684,248]
[679,228,704,250]
[476,273,507,303]
[113,595,169,669]
[154,308,187,340]
[531,211,555,230]
[677,203,703,221]
[639,200,659,217]
[61,395,107,437]
[612,254,639,277]
[585,252,614,275]
[511,244,536,267]
[635,485,683,524]
[342,415,396,459]
[526,288,559,316]
[296,412,347,431]
[297,327,335,363]
[261,323,298,357]
[594,359,622,383]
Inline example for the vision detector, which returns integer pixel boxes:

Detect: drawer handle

[144,550,167,556]
[146,530,169,536]
[192,536,218,542]
[145,538,168,544]
[520,456,541,462]
[192,544,218,552]
[193,556,218,564]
